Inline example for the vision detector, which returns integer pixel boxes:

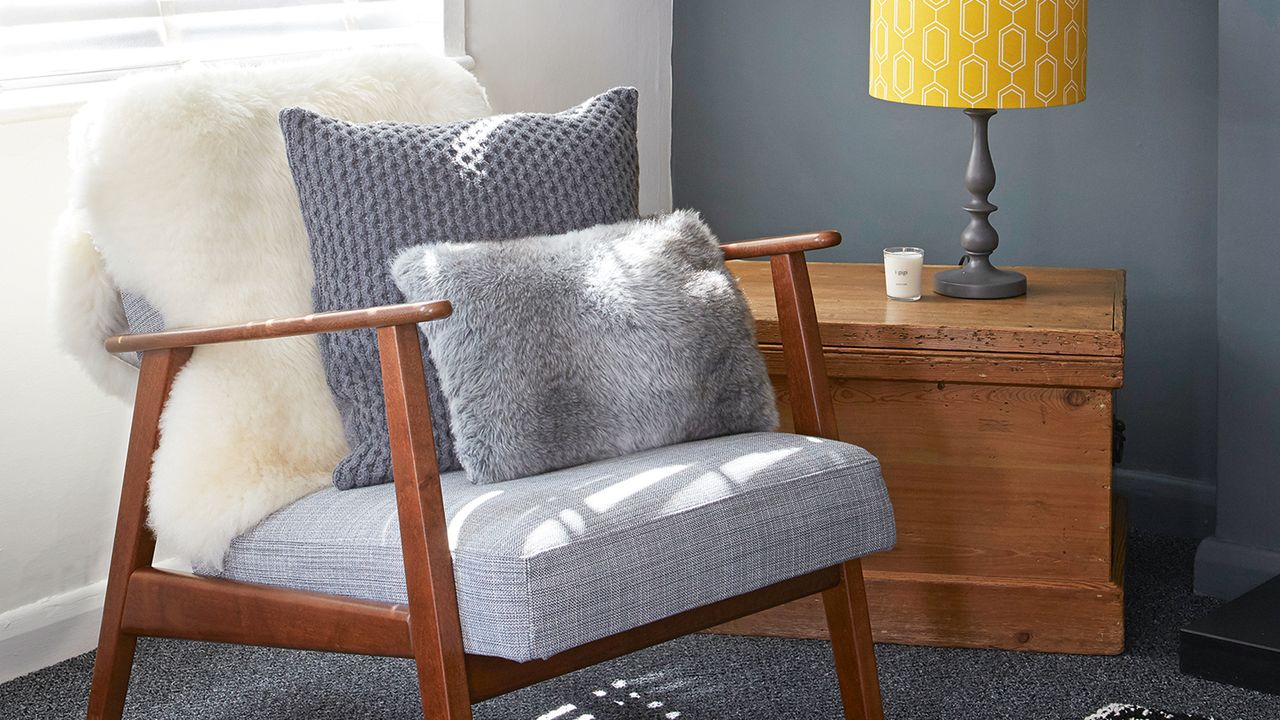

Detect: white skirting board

[0,558,185,684]
[0,580,106,684]
[1113,468,1217,539]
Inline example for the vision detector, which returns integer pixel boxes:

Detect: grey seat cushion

[206,432,895,663]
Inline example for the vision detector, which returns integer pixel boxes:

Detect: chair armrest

[720,231,841,260]
[105,301,452,354]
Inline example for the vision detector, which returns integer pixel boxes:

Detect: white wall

[468,0,673,214]
[0,2,673,684]
[0,113,133,682]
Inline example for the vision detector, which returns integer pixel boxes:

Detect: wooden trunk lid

[732,262,1125,358]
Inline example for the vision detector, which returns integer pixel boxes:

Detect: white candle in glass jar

[883,247,924,301]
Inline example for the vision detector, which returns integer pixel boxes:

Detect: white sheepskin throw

[50,50,492,568]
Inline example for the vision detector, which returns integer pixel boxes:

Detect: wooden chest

[715,262,1127,655]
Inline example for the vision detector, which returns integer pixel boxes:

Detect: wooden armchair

[87,231,890,720]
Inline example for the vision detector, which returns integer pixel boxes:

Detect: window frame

[0,0,469,122]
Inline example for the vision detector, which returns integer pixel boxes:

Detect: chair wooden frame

[87,231,885,720]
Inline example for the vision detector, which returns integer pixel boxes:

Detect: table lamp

[869,0,1087,298]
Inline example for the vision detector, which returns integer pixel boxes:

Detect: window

[0,0,463,101]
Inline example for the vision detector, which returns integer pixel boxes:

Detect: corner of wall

[1195,536,1280,600]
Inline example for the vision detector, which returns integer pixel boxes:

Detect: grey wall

[1194,1,1280,599]
[673,0,1220,524]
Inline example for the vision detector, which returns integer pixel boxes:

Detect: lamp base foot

[934,257,1027,299]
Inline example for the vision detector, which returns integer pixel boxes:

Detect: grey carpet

[2,534,1277,719]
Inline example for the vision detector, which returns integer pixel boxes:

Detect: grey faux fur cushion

[391,211,779,485]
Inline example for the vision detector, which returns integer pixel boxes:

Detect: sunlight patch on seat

[558,508,586,535]
[661,470,731,513]
[719,447,802,483]
[584,465,689,513]
[524,517,571,555]
[447,489,504,550]
[379,512,398,543]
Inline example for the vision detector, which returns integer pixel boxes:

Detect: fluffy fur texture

[50,50,492,568]
[392,211,780,485]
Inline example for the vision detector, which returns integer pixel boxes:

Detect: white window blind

[0,0,459,92]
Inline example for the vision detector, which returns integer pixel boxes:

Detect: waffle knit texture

[280,87,641,489]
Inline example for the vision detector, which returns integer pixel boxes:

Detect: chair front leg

[87,347,192,720]
[378,323,473,720]
[823,560,885,720]
[768,251,886,720]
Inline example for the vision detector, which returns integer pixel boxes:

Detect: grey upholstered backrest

[117,290,165,366]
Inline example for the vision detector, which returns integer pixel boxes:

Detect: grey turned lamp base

[934,256,1027,299]
[939,108,1028,299]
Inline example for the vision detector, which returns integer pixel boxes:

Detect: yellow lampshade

[869,0,1087,109]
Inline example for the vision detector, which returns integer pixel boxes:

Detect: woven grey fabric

[117,290,164,367]
[207,431,895,662]
[280,88,641,490]
[391,211,778,485]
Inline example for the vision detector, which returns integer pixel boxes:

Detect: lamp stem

[932,109,1027,299]
[962,108,999,258]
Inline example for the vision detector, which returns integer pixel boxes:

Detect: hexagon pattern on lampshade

[869,0,1087,109]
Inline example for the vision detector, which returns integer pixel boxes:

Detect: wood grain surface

[791,377,1116,582]
[709,565,1125,655]
[733,262,1125,357]
[107,301,452,353]
[720,262,1127,654]
[121,569,413,656]
[759,346,1123,389]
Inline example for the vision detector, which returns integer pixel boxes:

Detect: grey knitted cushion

[280,88,640,489]
[392,211,779,485]
[206,431,896,662]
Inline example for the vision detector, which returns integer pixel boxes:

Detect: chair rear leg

[87,348,191,719]
[822,559,885,720]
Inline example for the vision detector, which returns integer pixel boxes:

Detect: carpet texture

[3,534,1277,719]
